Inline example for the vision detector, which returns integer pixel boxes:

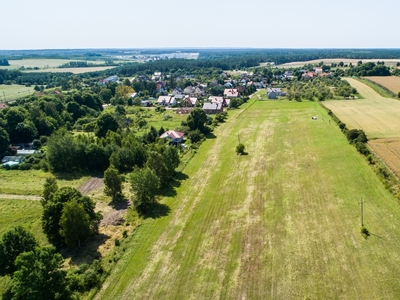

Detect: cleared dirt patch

[365,76,400,94]
[369,138,400,179]
[78,177,104,195]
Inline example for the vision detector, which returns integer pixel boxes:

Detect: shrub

[236,143,245,155]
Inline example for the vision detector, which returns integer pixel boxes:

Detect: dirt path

[78,177,104,195]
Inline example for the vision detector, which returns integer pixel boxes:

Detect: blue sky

[1,0,399,50]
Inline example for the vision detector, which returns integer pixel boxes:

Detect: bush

[236,143,245,155]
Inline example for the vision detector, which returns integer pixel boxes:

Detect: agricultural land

[365,76,400,95]
[95,93,400,299]
[323,78,400,139]
[279,58,400,68]
[0,84,33,101]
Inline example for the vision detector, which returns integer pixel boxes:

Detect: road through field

[323,78,400,138]
[96,96,400,299]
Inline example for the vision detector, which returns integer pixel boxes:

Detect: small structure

[1,156,24,164]
[160,130,185,143]
[203,103,223,114]
[175,108,193,114]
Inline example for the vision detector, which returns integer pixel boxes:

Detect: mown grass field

[365,76,400,95]
[323,78,400,139]
[0,59,104,70]
[95,93,400,299]
[0,84,33,101]
[0,169,91,196]
[23,66,116,74]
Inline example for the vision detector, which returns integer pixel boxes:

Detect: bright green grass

[0,84,33,101]
[0,59,104,70]
[0,199,47,296]
[0,169,91,196]
[96,94,400,299]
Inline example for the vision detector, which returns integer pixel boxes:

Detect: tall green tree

[59,201,92,248]
[0,226,38,276]
[12,247,71,300]
[0,127,9,153]
[104,166,123,201]
[186,108,207,133]
[128,167,160,214]
[95,112,119,138]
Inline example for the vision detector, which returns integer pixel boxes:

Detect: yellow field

[365,76,400,94]
[279,58,400,68]
[323,78,400,139]
[23,66,116,74]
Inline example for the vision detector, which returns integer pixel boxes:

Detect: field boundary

[357,77,396,98]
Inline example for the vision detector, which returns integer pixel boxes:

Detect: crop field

[278,58,400,68]
[369,138,400,179]
[23,66,116,74]
[0,59,104,70]
[365,76,400,94]
[0,84,33,101]
[95,94,400,299]
[323,78,400,139]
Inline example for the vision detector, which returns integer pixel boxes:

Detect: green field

[0,59,104,70]
[323,78,400,139]
[0,84,33,101]
[0,169,90,196]
[95,94,400,299]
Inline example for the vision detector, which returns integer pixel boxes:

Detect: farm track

[0,194,41,201]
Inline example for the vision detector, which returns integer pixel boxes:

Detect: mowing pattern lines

[97,99,400,299]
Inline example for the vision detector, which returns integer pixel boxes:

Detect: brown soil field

[369,138,400,179]
[365,76,400,94]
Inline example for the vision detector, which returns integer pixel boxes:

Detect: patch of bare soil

[78,177,104,195]
[97,199,131,226]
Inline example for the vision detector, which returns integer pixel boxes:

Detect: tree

[146,151,169,187]
[99,88,112,104]
[186,108,207,133]
[163,146,180,179]
[41,186,101,246]
[42,175,59,204]
[12,247,71,300]
[59,201,92,248]
[104,166,123,201]
[128,168,160,214]
[0,127,9,153]
[236,143,245,155]
[95,112,119,138]
[0,227,38,276]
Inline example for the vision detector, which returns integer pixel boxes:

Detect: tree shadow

[369,231,384,239]
[109,198,131,210]
[2,286,12,300]
[61,233,109,265]
[54,171,103,181]
[160,171,189,198]
[142,202,171,219]
[205,132,217,139]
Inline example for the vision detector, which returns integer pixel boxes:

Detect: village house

[224,89,239,98]
[267,88,286,99]
[208,96,227,107]
[160,130,185,144]
[181,96,197,107]
[157,96,176,106]
[203,102,223,114]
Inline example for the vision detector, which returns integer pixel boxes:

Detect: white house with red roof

[160,130,185,143]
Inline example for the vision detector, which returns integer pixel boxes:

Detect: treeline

[346,62,391,77]
[0,69,72,86]
[287,77,357,101]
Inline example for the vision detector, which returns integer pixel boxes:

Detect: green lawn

[95,95,400,299]
[0,84,33,101]
[0,169,91,196]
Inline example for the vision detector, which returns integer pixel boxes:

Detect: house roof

[160,130,185,139]
[208,96,225,104]
[203,103,222,110]
[157,96,172,103]
[224,89,239,97]
[267,88,282,93]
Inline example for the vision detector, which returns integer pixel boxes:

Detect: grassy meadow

[278,58,400,68]
[95,93,400,299]
[323,78,400,139]
[0,84,33,101]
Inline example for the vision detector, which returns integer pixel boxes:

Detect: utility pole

[359,198,365,227]
[2,91,5,102]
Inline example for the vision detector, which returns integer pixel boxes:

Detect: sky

[1,0,399,50]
